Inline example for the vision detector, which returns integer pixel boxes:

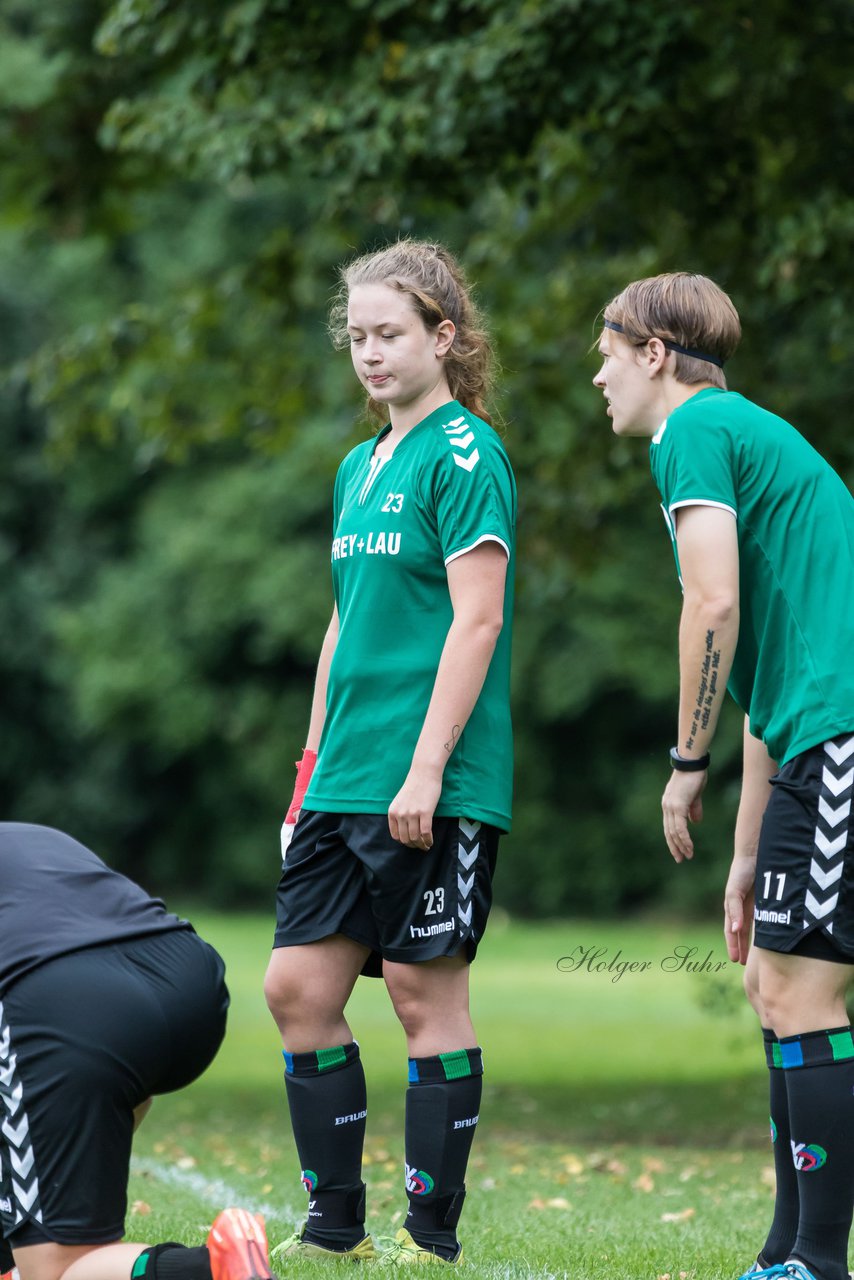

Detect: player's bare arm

[724,719,779,964]
[662,504,740,863]
[305,604,340,750]
[388,541,507,850]
[280,605,339,858]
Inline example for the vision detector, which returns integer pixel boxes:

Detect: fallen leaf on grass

[560,1154,585,1176]
[633,1172,655,1193]
[527,1197,571,1210]
[130,1201,151,1216]
[176,1156,196,1170]
[660,1208,696,1223]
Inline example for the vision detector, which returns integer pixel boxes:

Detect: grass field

[128,915,787,1279]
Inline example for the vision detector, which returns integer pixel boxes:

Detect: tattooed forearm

[684,628,722,752]
[444,725,461,754]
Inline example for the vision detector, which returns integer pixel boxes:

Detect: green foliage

[1,0,852,909]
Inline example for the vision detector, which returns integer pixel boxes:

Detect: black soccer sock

[132,1244,211,1280]
[283,1041,368,1249]
[403,1048,483,1261]
[780,1026,854,1280]
[759,1027,800,1264]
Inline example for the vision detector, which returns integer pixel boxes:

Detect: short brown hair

[603,272,741,390]
[329,239,496,424]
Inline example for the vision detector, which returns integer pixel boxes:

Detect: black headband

[603,319,724,368]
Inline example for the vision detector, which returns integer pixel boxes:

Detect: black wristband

[670,747,710,772]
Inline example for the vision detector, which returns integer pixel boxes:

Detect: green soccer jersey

[304,400,516,830]
[650,388,854,764]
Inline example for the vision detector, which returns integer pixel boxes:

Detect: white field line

[131,1159,568,1279]
[131,1155,300,1223]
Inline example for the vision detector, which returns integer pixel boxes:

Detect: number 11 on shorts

[762,871,787,901]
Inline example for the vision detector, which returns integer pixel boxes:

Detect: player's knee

[263,963,302,1027]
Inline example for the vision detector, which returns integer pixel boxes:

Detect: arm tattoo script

[684,628,722,753]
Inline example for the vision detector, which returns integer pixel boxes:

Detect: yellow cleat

[271,1226,376,1263]
[374,1229,463,1266]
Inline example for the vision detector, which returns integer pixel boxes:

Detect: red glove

[280,749,317,859]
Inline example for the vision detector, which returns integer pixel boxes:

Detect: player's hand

[280,748,317,862]
[724,852,755,965]
[661,768,707,863]
[388,767,442,850]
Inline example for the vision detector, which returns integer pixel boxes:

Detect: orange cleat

[207,1208,273,1280]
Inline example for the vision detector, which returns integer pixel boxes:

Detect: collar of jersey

[372,399,463,457]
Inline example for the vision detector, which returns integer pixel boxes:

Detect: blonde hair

[329,240,496,425]
[603,272,741,390]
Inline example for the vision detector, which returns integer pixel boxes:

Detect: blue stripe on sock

[408,1058,420,1083]
[283,1050,295,1074]
[780,1039,804,1069]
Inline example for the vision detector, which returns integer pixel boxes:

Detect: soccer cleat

[271,1225,376,1262]
[782,1266,818,1280]
[208,1208,273,1280]
[375,1228,463,1266]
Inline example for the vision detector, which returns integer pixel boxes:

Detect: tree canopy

[1,0,853,912]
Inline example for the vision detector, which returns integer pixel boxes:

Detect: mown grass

[127,915,790,1279]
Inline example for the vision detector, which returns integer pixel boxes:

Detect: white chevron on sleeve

[445,417,467,430]
[819,795,851,828]
[814,828,848,859]
[459,819,481,840]
[452,449,480,473]
[449,432,475,450]
[0,1054,17,1087]
[826,737,854,766]
[809,858,844,891]
[805,889,839,920]
[822,765,854,797]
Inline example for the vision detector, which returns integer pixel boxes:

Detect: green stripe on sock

[772,1041,783,1069]
[316,1046,347,1071]
[829,1029,854,1061]
[439,1050,472,1080]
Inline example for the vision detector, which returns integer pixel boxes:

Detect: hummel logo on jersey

[443,416,480,472]
[334,1109,367,1126]
[410,919,454,938]
[332,531,401,560]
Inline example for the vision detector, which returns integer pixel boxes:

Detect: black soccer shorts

[753,731,854,962]
[0,928,229,1246]
[273,811,499,975]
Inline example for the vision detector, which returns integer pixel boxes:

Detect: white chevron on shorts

[458,844,478,871]
[456,819,481,935]
[805,889,839,920]
[826,737,854,766]
[809,858,844,891]
[804,734,854,934]
[821,765,854,797]
[0,1000,42,1227]
[819,796,851,827]
[458,872,475,897]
